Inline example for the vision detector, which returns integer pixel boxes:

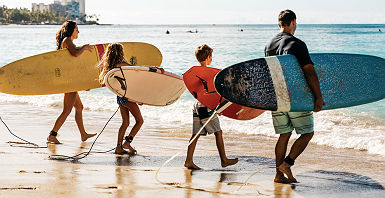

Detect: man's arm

[302,64,325,112]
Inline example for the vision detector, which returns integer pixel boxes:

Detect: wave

[1,91,384,157]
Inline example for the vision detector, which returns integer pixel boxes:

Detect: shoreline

[0,23,101,26]
[0,102,384,197]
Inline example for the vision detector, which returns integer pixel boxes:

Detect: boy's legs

[214,130,238,167]
[185,113,205,170]
[184,134,201,170]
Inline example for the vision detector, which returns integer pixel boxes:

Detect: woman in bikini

[47,20,96,144]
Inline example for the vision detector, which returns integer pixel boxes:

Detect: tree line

[0,5,99,25]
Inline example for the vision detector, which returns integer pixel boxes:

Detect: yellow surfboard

[0,42,162,95]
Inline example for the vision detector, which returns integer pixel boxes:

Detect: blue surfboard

[214,53,385,112]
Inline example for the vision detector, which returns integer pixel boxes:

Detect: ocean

[0,24,385,157]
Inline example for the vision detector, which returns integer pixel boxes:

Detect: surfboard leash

[154,98,273,195]
[155,101,252,194]
[49,67,129,161]
[48,106,120,161]
[0,116,47,148]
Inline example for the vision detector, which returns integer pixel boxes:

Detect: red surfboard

[183,66,264,120]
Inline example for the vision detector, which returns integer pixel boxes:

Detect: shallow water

[0,24,385,157]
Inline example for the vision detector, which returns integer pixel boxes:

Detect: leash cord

[0,116,46,148]
[48,106,120,161]
[49,67,128,161]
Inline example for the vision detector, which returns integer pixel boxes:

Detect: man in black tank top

[264,10,324,183]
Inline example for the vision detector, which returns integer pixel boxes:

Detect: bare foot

[114,146,129,155]
[184,162,201,170]
[221,158,238,167]
[278,162,298,183]
[81,133,97,142]
[122,141,137,154]
[47,135,61,144]
[274,175,293,184]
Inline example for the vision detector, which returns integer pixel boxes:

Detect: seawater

[0,24,385,156]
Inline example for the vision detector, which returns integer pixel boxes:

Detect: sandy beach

[0,102,384,198]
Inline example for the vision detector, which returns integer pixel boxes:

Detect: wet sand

[0,103,385,197]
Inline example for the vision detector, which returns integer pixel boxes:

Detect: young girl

[99,43,144,155]
[47,20,96,144]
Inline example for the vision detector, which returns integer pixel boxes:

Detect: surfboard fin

[195,75,217,95]
[114,76,127,90]
[192,91,198,99]
[195,75,209,92]
[149,67,157,73]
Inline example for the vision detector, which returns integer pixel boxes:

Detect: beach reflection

[273,183,295,198]
[47,143,82,196]
[184,169,193,198]
[47,143,57,156]
[213,173,229,198]
[183,170,242,197]
[115,156,136,198]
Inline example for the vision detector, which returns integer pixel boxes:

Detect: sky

[1,0,384,24]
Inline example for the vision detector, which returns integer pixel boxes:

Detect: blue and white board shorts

[272,111,314,134]
[193,113,221,136]
[117,96,128,106]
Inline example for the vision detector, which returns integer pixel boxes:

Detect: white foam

[1,91,385,157]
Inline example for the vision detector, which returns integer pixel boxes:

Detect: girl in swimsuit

[99,43,143,155]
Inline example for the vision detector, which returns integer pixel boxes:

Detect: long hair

[98,43,128,84]
[56,20,77,50]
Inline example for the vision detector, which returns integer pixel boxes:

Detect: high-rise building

[50,1,66,17]
[65,1,80,21]
[62,0,85,23]
[32,3,50,12]
[77,0,85,22]
[31,0,86,23]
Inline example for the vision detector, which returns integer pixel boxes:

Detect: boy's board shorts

[272,111,314,134]
[193,113,221,136]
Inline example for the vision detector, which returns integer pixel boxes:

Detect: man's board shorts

[117,96,128,106]
[272,111,314,134]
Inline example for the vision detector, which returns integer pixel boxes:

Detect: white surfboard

[104,66,186,106]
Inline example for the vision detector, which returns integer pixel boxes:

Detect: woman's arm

[63,37,93,57]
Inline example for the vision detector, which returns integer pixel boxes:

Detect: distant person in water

[47,20,96,144]
[184,44,238,170]
[98,43,144,155]
[264,10,324,183]
[187,29,198,33]
[166,30,170,34]
[379,29,382,32]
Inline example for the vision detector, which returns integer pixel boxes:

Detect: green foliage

[0,5,68,24]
